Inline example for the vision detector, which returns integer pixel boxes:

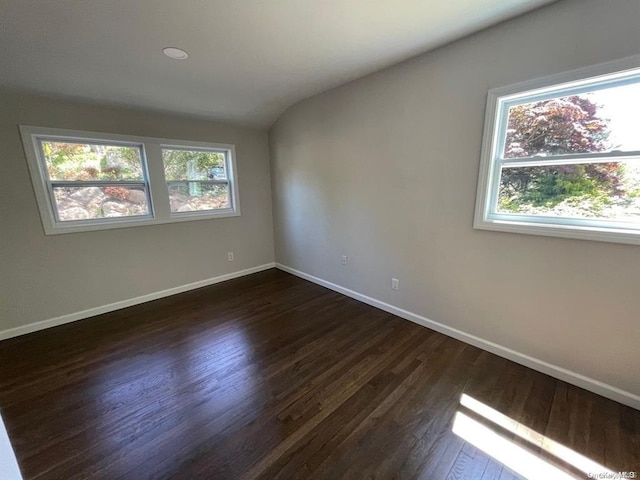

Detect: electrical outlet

[227,252,234,261]
[391,278,399,291]
[341,255,348,266]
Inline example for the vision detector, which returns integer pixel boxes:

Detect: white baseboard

[0,263,276,342]
[276,263,640,411]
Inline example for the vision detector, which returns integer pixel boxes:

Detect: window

[20,126,240,234]
[162,147,233,214]
[37,139,151,222]
[474,56,640,245]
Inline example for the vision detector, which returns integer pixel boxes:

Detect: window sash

[47,182,153,224]
[488,157,640,221]
[487,154,640,217]
[160,146,229,181]
[49,180,148,187]
[493,68,640,163]
[166,180,234,215]
[37,138,146,181]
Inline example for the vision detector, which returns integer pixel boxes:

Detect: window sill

[473,216,640,246]
[43,210,241,235]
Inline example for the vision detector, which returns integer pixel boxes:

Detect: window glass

[503,83,640,159]
[162,148,231,213]
[53,185,150,221]
[168,183,230,213]
[41,141,144,181]
[498,161,640,221]
[162,148,226,181]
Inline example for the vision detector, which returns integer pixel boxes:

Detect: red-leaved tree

[500,95,623,208]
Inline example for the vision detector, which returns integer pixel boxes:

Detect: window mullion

[497,152,640,168]
[50,180,147,187]
[143,143,172,220]
[166,180,229,185]
[487,155,504,216]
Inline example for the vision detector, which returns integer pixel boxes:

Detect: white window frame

[20,126,241,235]
[474,55,640,246]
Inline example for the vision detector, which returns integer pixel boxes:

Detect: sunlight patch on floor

[459,393,612,476]
[453,393,614,480]
[453,411,575,480]
[0,412,22,480]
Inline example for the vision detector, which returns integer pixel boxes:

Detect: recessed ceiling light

[163,47,189,60]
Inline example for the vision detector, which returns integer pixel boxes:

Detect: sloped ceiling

[0,0,554,126]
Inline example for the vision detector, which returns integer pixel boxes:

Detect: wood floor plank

[0,268,637,479]
[446,443,490,480]
[480,458,505,480]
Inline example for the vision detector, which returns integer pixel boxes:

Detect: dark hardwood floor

[0,269,638,479]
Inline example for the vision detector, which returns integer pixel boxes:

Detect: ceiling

[0,0,554,127]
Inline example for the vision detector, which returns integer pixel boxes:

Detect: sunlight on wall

[0,412,23,480]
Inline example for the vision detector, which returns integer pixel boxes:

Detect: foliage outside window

[474,56,640,245]
[20,126,240,234]
[41,140,151,222]
[162,148,232,214]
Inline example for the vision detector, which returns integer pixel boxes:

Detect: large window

[474,56,640,245]
[21,126,240,234]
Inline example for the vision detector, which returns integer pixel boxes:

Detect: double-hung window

[20,126,240,234]
[474,56,640,245]
[34,138,151,222]
[162,147,233,215]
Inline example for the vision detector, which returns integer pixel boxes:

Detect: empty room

[1,0,639,478]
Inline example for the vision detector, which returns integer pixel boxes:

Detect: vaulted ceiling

[0,0,554,127]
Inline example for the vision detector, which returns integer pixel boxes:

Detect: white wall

[0,90,274,333]
[269,0,640,399]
